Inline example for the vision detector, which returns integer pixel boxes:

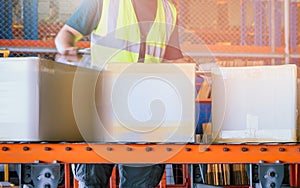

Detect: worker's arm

[169,56,195,63]
[163,18,196,65]
[55,24,83,55]
[163,19,196,65]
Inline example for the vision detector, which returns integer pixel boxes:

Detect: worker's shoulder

[83,0,103,7]
[76,0,102,11]
[70,0,103,19]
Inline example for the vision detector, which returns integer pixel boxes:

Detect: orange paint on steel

[0,39,90,49]
[180,44,285,54]
[289,164,295,187]
[73,178,78,188]
[182,164,190,187]
[289,164,300,187]
[195,98,211,103]
[0,39,285,54]
[64,164,71,188]
[159,170,167,188]
[110,166,118,188]
[160,164,190,188]
[0,143,300,164]
[296,164,300,187]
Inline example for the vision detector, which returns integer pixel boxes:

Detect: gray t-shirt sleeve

[66,0,103,36]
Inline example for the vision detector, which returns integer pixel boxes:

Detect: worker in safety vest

[55,0,193,187]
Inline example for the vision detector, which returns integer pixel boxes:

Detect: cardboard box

[94,63,195,143]
[211,65,297,142]
[0,57,90,141]
[39,59,94,141]
[0,58,195,142]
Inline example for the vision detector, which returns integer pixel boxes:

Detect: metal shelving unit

[1,143,300,164]
[0,143,300,187]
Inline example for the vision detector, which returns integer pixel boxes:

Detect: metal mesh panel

[11,0,79,40]
[0,1,13,39]
[0,0,80,57]
[185,0,286,46]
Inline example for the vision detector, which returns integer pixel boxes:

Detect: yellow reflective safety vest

[91,0,177,67]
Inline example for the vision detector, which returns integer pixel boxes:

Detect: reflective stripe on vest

[91,0,177,67]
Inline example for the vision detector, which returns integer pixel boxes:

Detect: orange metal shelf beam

[0,39,285,54]
[0,39,90,49]
[196,98,211,103]
[181,44,285,54]
[0,143,299,164]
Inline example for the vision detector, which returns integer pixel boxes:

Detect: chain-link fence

[176,0,286,46]
[173,0,299,65]
[0,0,79,40]
[0,0,299,64]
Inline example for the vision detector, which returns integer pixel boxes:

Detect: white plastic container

[211,65,297,142]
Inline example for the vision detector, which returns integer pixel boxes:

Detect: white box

[0,57,86,141]
[82,63,196,143]
[211,65,297,142]
[0,57,39,140]
[0,58,195,143]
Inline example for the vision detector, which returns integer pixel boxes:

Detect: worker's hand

[55,53,82,64]
[164,56,198,70]
[166,56,196,64]
[61,47,79,56]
